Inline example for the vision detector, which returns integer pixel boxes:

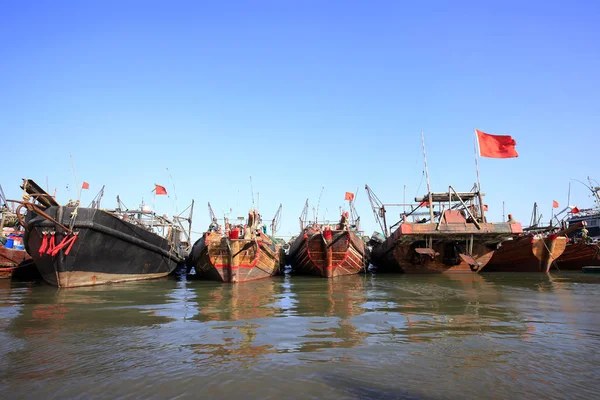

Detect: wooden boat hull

[556,242,600,270]
[287,230,366,277]
[188,232,282,283]
[24,206,182,288]
[484,235,567,273]
[371,221,521,273]
[0,247,32,279]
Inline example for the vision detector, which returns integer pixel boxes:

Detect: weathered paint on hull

[40,271,169,287]
[190,232,281,283]
[0,246,31,268]
[485,236,567,273]
[374,240,495,273]
[287,231,366,278]
[556,243,600,270]
[370,220,521,274]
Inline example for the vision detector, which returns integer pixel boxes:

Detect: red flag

[552,200,559,208]
[476,129,519,158]
[155,184,167,195]
[483,204,489,211]
[344,192,354,201]
[571,206,580,214]
[81,182,90,190]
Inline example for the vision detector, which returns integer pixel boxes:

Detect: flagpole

[473,128,485,221]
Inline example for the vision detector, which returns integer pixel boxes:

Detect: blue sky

[1,1,599,239]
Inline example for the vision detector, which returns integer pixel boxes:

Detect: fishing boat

[1,188,33,279]
[367,184,522,273]
[555,239,600,270]
[18,179,193,288]
[555,178,600,270]
[187,204,284,283]
[287,197,366,278]
[484,233,567,273]
[483,204,582,273]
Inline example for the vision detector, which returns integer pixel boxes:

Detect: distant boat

[367,185,522,273]
[187,205,284,283]
[20,179,193,288]
[287,199,366,278]
[555,178,600,270]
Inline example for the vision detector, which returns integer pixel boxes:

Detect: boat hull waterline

[25,206,182,288]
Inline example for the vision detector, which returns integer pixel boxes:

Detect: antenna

[421,131,434,222]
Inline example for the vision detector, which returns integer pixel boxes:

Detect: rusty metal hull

[485,236,568,273]
[189,232,282,283]
[556,242,600,270]
[287,230,366,278]
[24,206,181,287]
[371,221,522,273]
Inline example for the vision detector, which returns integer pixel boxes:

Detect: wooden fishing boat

[554,179,600,270]
[556,241,600,270]
[367,185,522,273]
[18,179,193,288]
[287,226,366,277]
[484,219,589,272]
[287,204,366,277]
[484,234,567,273]
[187,206,284,283]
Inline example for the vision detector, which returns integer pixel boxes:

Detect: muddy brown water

[1,272,599,399]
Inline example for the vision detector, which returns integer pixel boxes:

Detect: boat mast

[421,131,434,222]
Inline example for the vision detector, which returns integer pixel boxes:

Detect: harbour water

[1,272,599,399]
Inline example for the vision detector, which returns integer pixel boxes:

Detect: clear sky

[1,1,599,239]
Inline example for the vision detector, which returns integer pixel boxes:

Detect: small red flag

[81,182,90,190]
[483,204,489,211]
[552,200,559,208]
[344,192,354,201]
[155,184,167,195]
[476,129,519,158]
[571,206,580,214]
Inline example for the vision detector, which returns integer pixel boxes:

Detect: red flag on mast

[571,206,580,214]
[155,184,167,195]
[81,182,90,190]
[476,129,519,158]
[552,200,559,208]
[344,192,354,201]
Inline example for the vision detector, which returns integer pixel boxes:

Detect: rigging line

[415,170,425,199]
[166,167,179,214]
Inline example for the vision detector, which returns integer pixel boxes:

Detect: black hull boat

[24,206,185,288]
